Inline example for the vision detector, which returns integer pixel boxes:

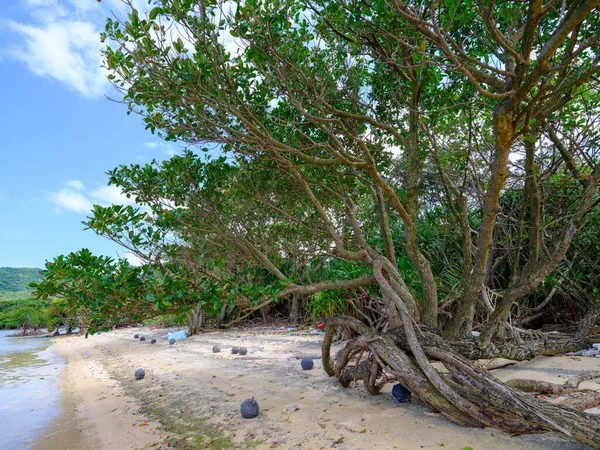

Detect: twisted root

[321,315,600,448]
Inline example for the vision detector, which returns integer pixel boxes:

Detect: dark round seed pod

[212,345,221,353]
[240,397,259,419]
[232,346,240,354]
[169,338,176,345]
[238,347,247,355]
[392,383,411,403]
[134,368,145,380]
[150,339,156,344]
[134,334,139,339]
[140,336,146,341]
[301,357,314,370]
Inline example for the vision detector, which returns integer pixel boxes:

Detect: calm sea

[0,331,64,450]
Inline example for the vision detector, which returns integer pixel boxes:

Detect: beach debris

[135,368,146,380]
[392,383,411,403]
[150,339,156,344]
[140,336,146,341]
[241,397,260,418]
[471,331,480,337]
[316,322,325,330]
[232,346,240,354]
[169,338,176,345]
[301,357,314,370]
[238,347,248,355]
[212,345,221,353]
[565,348,599,357]
[167,330,187,341]
[284,405,299,413]
[134,334,139,339]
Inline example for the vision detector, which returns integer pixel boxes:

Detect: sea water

[0,331,64,450]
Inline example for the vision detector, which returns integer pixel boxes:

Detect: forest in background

[0,268,48,330]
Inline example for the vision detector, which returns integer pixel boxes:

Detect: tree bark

[322,315,600,448]
[445,109,515,339]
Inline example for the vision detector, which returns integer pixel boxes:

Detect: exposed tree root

[556,392,600,411]
[322,315,600,448]
[507,372,600,395]
[451,334,588,361]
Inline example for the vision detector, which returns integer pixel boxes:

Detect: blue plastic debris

[167,330,187,341]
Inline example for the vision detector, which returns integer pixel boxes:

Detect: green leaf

[149,7,161,21]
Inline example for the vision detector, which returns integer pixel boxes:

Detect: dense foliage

[0,297,50,330]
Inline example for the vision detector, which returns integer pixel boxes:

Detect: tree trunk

[290,294,300,325]
[575,292,600,341]
[445,110,515,339]
[187,303,203,336]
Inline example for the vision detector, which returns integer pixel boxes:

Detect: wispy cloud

[121,252,143,266]
[144,141,180,158]
[49,180,137,214]
[7,20,106,98]
[49,189,93,213]
[3,0,146,98]
[90,185,136,206]
[66,179,85,190]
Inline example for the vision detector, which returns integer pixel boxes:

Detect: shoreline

[35,335,162,450]
[36,326,599,449]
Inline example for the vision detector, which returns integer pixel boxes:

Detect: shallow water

[0,331,64,450]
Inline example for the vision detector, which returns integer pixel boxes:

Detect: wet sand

[42,326,600,449]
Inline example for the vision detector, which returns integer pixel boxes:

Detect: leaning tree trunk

[322,315,600,448]
[186,303,204,336]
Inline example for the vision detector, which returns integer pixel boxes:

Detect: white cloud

[66,180,85,190]
[143,140,180,158]
[49,189,93,213]
[50,181,137,213]
[122,252,143,266]
[8,20,107,98]
[90,185,137,206]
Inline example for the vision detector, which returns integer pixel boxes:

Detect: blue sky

[0,0,180,269]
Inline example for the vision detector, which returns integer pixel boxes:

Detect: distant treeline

[0,297,51,330]
[0,267,43,299]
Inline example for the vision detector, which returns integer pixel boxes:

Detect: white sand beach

[36,326,600,450]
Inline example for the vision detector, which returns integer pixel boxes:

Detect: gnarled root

[508,372,600,411]
[322,315,600,448]
[556,392,600,411]
[507,372,600,395]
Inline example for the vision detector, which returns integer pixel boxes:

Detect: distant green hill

[0,267,44,300]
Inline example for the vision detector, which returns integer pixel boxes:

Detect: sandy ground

[33,336,162,450]
[36,326,600,450]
